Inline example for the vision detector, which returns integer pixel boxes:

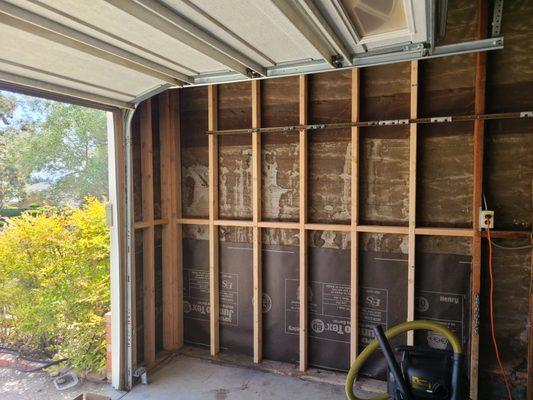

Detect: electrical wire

[486,226,514,400]
[491,241,532,251]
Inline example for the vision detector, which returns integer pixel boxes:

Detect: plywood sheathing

[180,86,209,219]
[217,82,253,220]
[360,126,409,225]
[307,70,351,225]
[485,119,533,232]
[479,241,532,398]
[360,63,410,121]
[417,123,474,228]
[261,77,300,222]
[486,1,533,113]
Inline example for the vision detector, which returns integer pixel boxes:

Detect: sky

[1,90,47,128]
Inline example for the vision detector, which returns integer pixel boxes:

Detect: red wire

[487,226,513,400]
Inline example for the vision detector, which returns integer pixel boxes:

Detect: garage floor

[2,355,366,400]
[122,356,347,400]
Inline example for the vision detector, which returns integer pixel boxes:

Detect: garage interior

[0,0,531,399]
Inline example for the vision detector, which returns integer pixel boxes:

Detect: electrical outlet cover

[479,210,494,229]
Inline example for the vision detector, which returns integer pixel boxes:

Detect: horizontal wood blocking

[177,218,210,225]
[175,217,527,238]
[133,218,169,229]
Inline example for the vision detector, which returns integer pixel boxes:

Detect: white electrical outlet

[480,210,494,229]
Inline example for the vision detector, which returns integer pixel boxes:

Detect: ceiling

[0,0,503,109]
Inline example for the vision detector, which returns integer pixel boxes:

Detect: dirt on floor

[0,367,125,400]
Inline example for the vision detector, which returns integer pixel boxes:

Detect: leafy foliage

[0,93,26,208]
[0,198,110,373]
[0,91,108,207]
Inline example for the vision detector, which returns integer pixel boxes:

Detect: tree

[0,92,26,208]
[19,101,108,204]
[0,91,109,207]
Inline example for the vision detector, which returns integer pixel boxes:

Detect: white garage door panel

[0,24,161,96]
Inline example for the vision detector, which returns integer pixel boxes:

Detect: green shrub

[0,206,23,217]
[0,198,110,374]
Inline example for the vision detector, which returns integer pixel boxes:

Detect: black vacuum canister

[387,346,454,399]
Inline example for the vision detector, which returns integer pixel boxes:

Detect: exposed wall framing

[128,2,532,396]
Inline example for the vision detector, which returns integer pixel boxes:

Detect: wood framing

[208,85,220,356]
[407,60,418,346]
[350,67,360,365]
[299,74,308,372]
[172,90,184,349]
[178,218,210,225]
[140,99,155,364]
[159,91,172,350]
[470,1,488,397]
[529,247,533,400]
[252,80,262,363]
[160,90,182,350]
[129,7,532,391]
[258,221,300,230]
[175,220,519,237]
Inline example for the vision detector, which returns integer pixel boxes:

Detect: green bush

[0,206,23,217]
[0,198,110,374]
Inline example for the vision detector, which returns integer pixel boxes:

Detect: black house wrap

[183,238,470,378]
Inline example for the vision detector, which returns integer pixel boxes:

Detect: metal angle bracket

[491,0,504,38]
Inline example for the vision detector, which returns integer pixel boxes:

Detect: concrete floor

[0,367,125,400]
[1,355,354,400]
[122,355,347,400]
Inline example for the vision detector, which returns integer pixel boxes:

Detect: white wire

[491,241,532,251]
